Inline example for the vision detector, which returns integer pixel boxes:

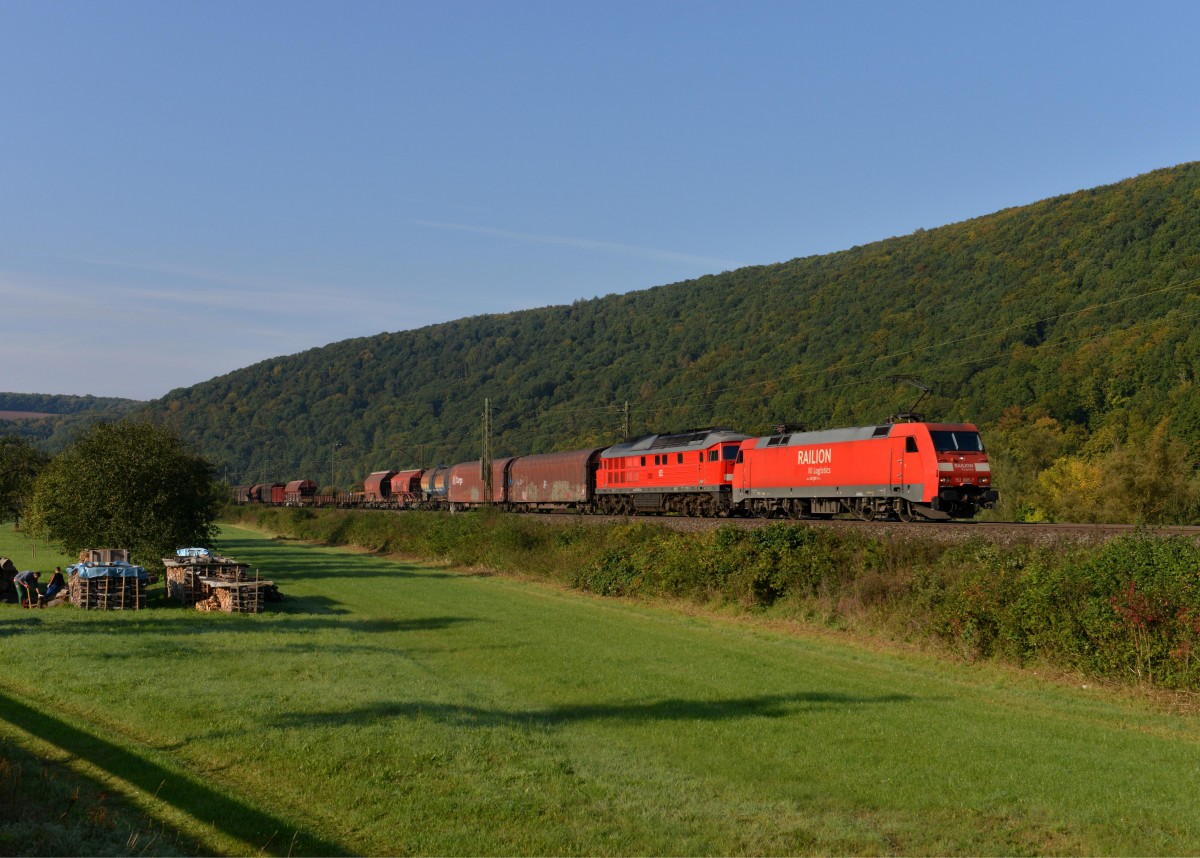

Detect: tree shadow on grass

[0,613,47,637]
[214,536,458,583]
[0,689,348,856]
[4,611,480,638]
[0,731,204,855]
[268,691,916,731]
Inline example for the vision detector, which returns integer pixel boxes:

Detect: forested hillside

[0,393,144,451]
[149,162,1200,522]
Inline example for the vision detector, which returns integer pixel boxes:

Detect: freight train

[235,420,998,521]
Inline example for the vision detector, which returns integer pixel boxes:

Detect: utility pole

[623,400,631,441]
[481,397,493,497]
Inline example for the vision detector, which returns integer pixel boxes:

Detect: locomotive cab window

[723,445,739,460]
[708,449,719,462]
[640,456,646,466]
[906,437,918,453]
[930,431,984,452]
[676,453,683,464]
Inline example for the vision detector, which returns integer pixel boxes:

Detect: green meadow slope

[4,522,1200,855]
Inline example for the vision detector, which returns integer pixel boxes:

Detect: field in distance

[3,523,1200,855]
[0,410,54,420]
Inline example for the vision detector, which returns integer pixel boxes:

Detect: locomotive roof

[601,427,746,458]
[748,421,979,448]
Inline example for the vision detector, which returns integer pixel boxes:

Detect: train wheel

[858,502,875,521]
[897,501,916,523]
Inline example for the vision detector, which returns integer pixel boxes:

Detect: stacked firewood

[164,554,249,605]
[69,572,147,610]
[194,594,223,612]
[165,565,209,604]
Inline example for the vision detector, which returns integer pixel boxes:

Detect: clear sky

[2,0,1198,401]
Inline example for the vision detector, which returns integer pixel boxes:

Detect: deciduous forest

[8,163,1200,522]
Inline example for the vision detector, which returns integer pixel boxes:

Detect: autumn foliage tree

[26,422,222,570]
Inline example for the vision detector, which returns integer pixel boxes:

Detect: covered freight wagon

[389,469,425,506]
[250,483,284,504]
[363,470,398,504]
[284,479,317,505]
[447,458,514,507]
[507,449,602,510]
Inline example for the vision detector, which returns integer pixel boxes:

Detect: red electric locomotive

[732,421,997,521]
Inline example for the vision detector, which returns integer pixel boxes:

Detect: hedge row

[228,506,1200,689]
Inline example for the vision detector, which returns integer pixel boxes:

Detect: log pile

[69,569,147,610]
[164,550,277,613]
[164,554,249,605]
[195,579,273,614]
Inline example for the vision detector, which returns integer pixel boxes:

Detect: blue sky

[2,0,1198,400]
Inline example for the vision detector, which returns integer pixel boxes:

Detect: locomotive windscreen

[930,430,985,452]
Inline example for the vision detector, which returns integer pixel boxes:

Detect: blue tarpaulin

[68,562,149,580]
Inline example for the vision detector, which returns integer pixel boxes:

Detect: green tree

[0,434,49,527]
[26,422,222,570]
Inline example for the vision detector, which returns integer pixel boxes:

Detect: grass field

[5,522,1200,855]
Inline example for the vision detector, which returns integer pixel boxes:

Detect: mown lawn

[4,522,1200,855]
